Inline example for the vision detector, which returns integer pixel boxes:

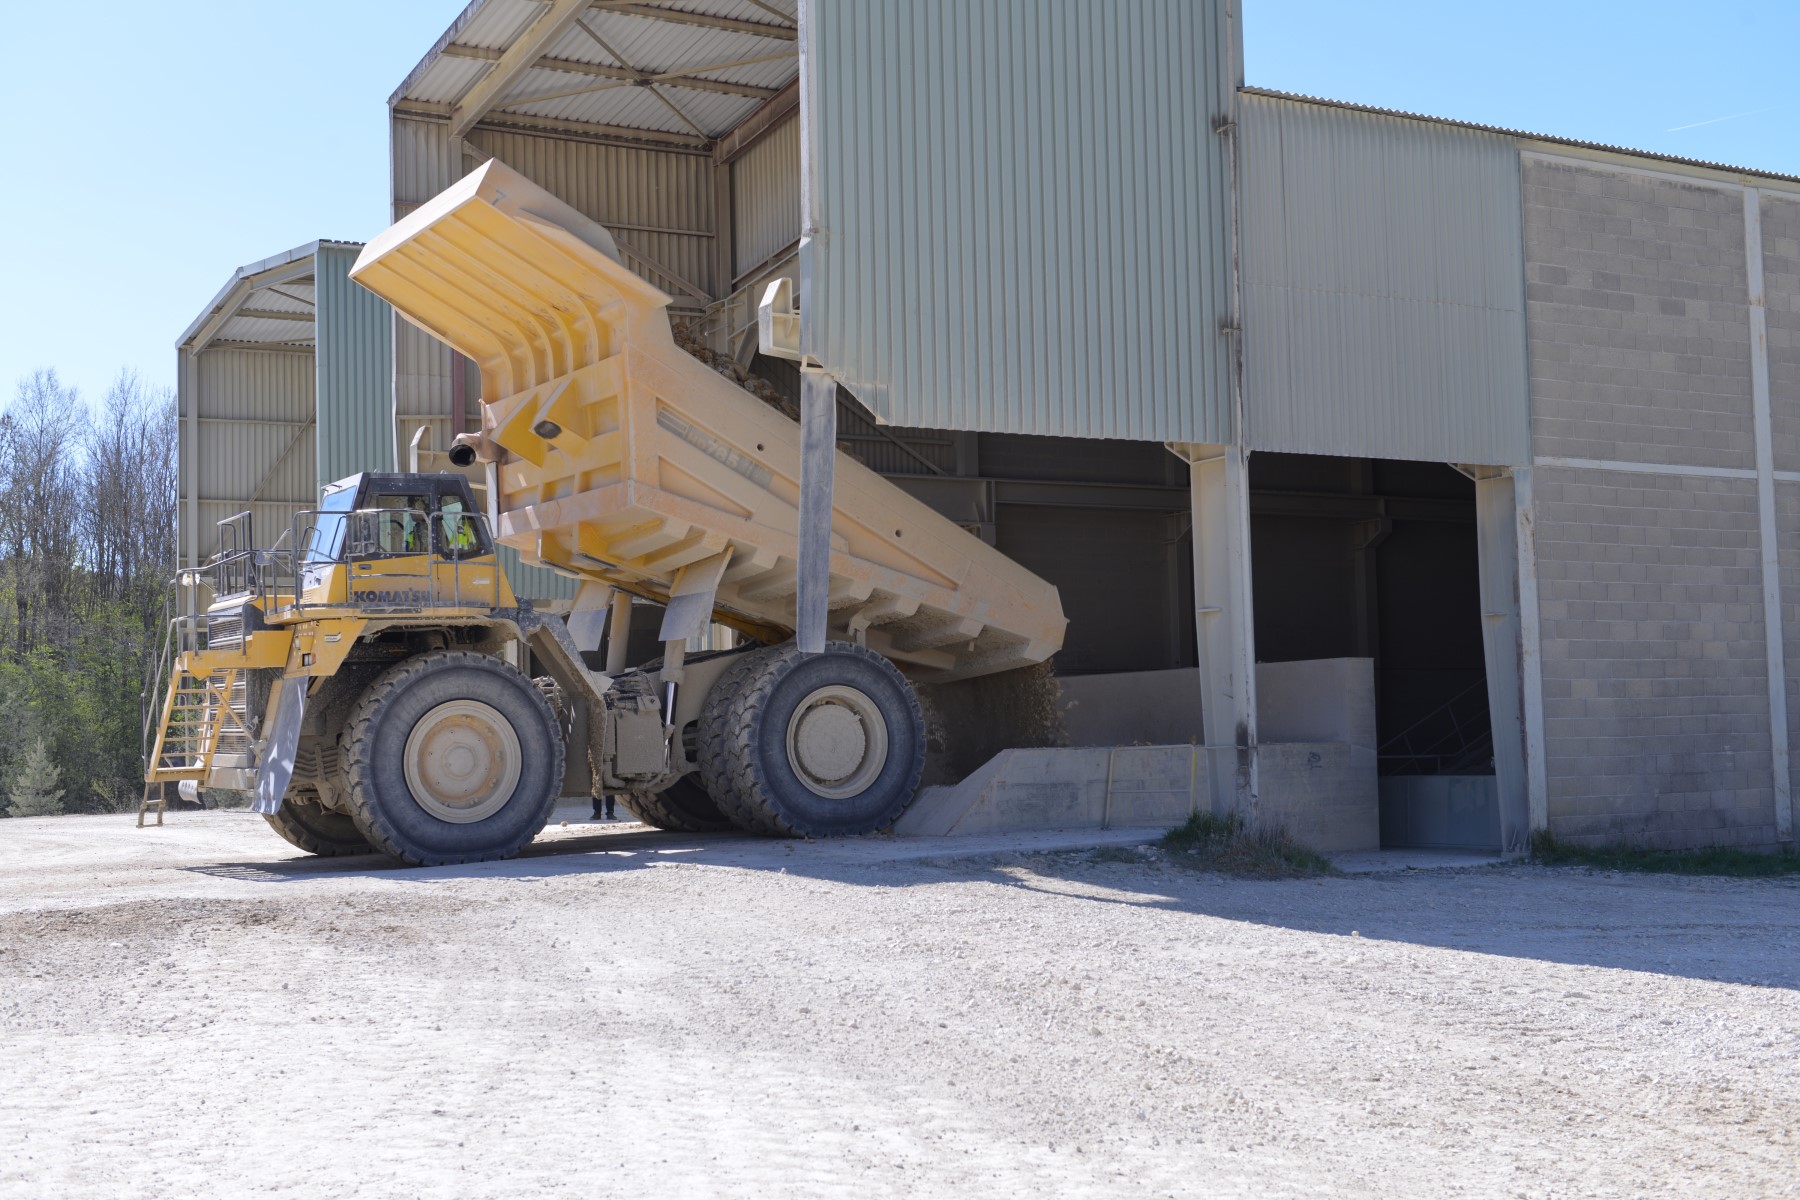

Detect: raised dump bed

[351,160,1063,682]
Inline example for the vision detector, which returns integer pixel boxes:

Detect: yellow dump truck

[147,160,1065,865]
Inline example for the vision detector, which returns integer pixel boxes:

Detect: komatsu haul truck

[146,161,1065,865]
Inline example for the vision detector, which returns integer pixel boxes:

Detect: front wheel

[698,642,924,837]
[342,650,564,866]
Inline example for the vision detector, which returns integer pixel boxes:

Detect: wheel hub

[403,699,522,823]
[785,685,889,799]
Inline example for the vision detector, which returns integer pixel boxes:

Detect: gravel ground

[2,811,1797,1199]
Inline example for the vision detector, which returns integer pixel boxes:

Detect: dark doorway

[1248,453,1492,784]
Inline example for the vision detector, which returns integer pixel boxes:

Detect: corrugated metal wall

[468,127,717,305]
[392,116,458,452]
[185,347,316,562]
[802,0,1237,442]
[1239,92,1531,465]
[732,114,800,280]
[314,245,394,487]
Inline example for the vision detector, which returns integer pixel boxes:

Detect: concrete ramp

[894,746,1204,836]
[894,738,1379,853]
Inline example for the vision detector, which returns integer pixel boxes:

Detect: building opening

[1249,453,1499,851]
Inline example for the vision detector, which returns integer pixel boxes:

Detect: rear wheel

[698,642,924,837]
[343,650,564,866]
[263,790,371,857]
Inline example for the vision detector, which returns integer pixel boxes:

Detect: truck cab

[291,471,508,614]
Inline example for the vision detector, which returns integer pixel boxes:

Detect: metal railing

[141,603,202,773]
[203,507,503,616]
[1377,678,1494,776]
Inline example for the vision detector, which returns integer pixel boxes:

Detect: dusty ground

[1,812,1797,1199]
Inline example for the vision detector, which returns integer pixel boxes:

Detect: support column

[794,0,832,656]
[795,367,837,654]
[1177,442,1258,821]
[1471,469,1532,854]
[180,345,199,617]
[1514,466,1550,833]
[1745,187,1793,845]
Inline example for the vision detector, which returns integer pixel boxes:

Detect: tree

[0,367,176,814]
[6,736,65,817]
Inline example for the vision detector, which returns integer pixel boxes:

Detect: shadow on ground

[182,822,1800,991]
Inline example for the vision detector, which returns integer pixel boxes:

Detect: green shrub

[1531,829,1800,877]
[6,737,65,817]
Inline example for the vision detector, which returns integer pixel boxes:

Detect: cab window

[435,493,488,559]
[354,493,432,558]
[303,485,357,565]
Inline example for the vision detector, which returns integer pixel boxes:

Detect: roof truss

[428,0,798,144]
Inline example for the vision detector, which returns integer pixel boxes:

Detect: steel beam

[450,0,596,139]
[586,2,797,40]
[523,53,782,100]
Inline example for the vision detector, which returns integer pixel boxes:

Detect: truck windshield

[303,486,358,565]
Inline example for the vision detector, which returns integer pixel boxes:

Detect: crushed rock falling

[917,660,1067,786]
[671,321,799,421]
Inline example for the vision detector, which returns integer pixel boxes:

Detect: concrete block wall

[1530,469,1776,846]
[1524,157,1753,468]
[1522,156,1785,849]
[1759,193,1800,470]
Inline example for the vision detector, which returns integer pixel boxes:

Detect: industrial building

[179,0,1800,855]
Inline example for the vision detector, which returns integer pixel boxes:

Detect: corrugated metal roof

[1239,91,1531,466]
[455,0,549,49]
[393,0,798,143]
[1244,87,1800,189]
[404,54,496,107]
[805,0,1237,443]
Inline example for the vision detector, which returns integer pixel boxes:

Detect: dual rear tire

[697,642,925,838]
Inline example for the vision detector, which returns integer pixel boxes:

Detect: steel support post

[795,366,837,654]
[1178,442,1258,822]
[1470,468,1532,853]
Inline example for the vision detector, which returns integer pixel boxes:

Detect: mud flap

[252,677,308,815]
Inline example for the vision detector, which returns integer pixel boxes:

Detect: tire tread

[342,650,563,866]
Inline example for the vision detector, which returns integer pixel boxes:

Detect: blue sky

[2,1,1795,407]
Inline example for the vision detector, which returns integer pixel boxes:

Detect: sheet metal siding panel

[392,116,458,442]
[1240,93,1530,465]
[732,114,800,277]
[467,127,717,298]
[182,348,317,562]
[804,0,1235,441]
[314,246,395,488]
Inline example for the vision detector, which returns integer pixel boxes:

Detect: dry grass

[1158,813,1336,879]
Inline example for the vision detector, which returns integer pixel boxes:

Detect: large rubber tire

[621,776,736,832]
[342,650,564,866]
[263,790,371,857]
[697,642,925,838]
